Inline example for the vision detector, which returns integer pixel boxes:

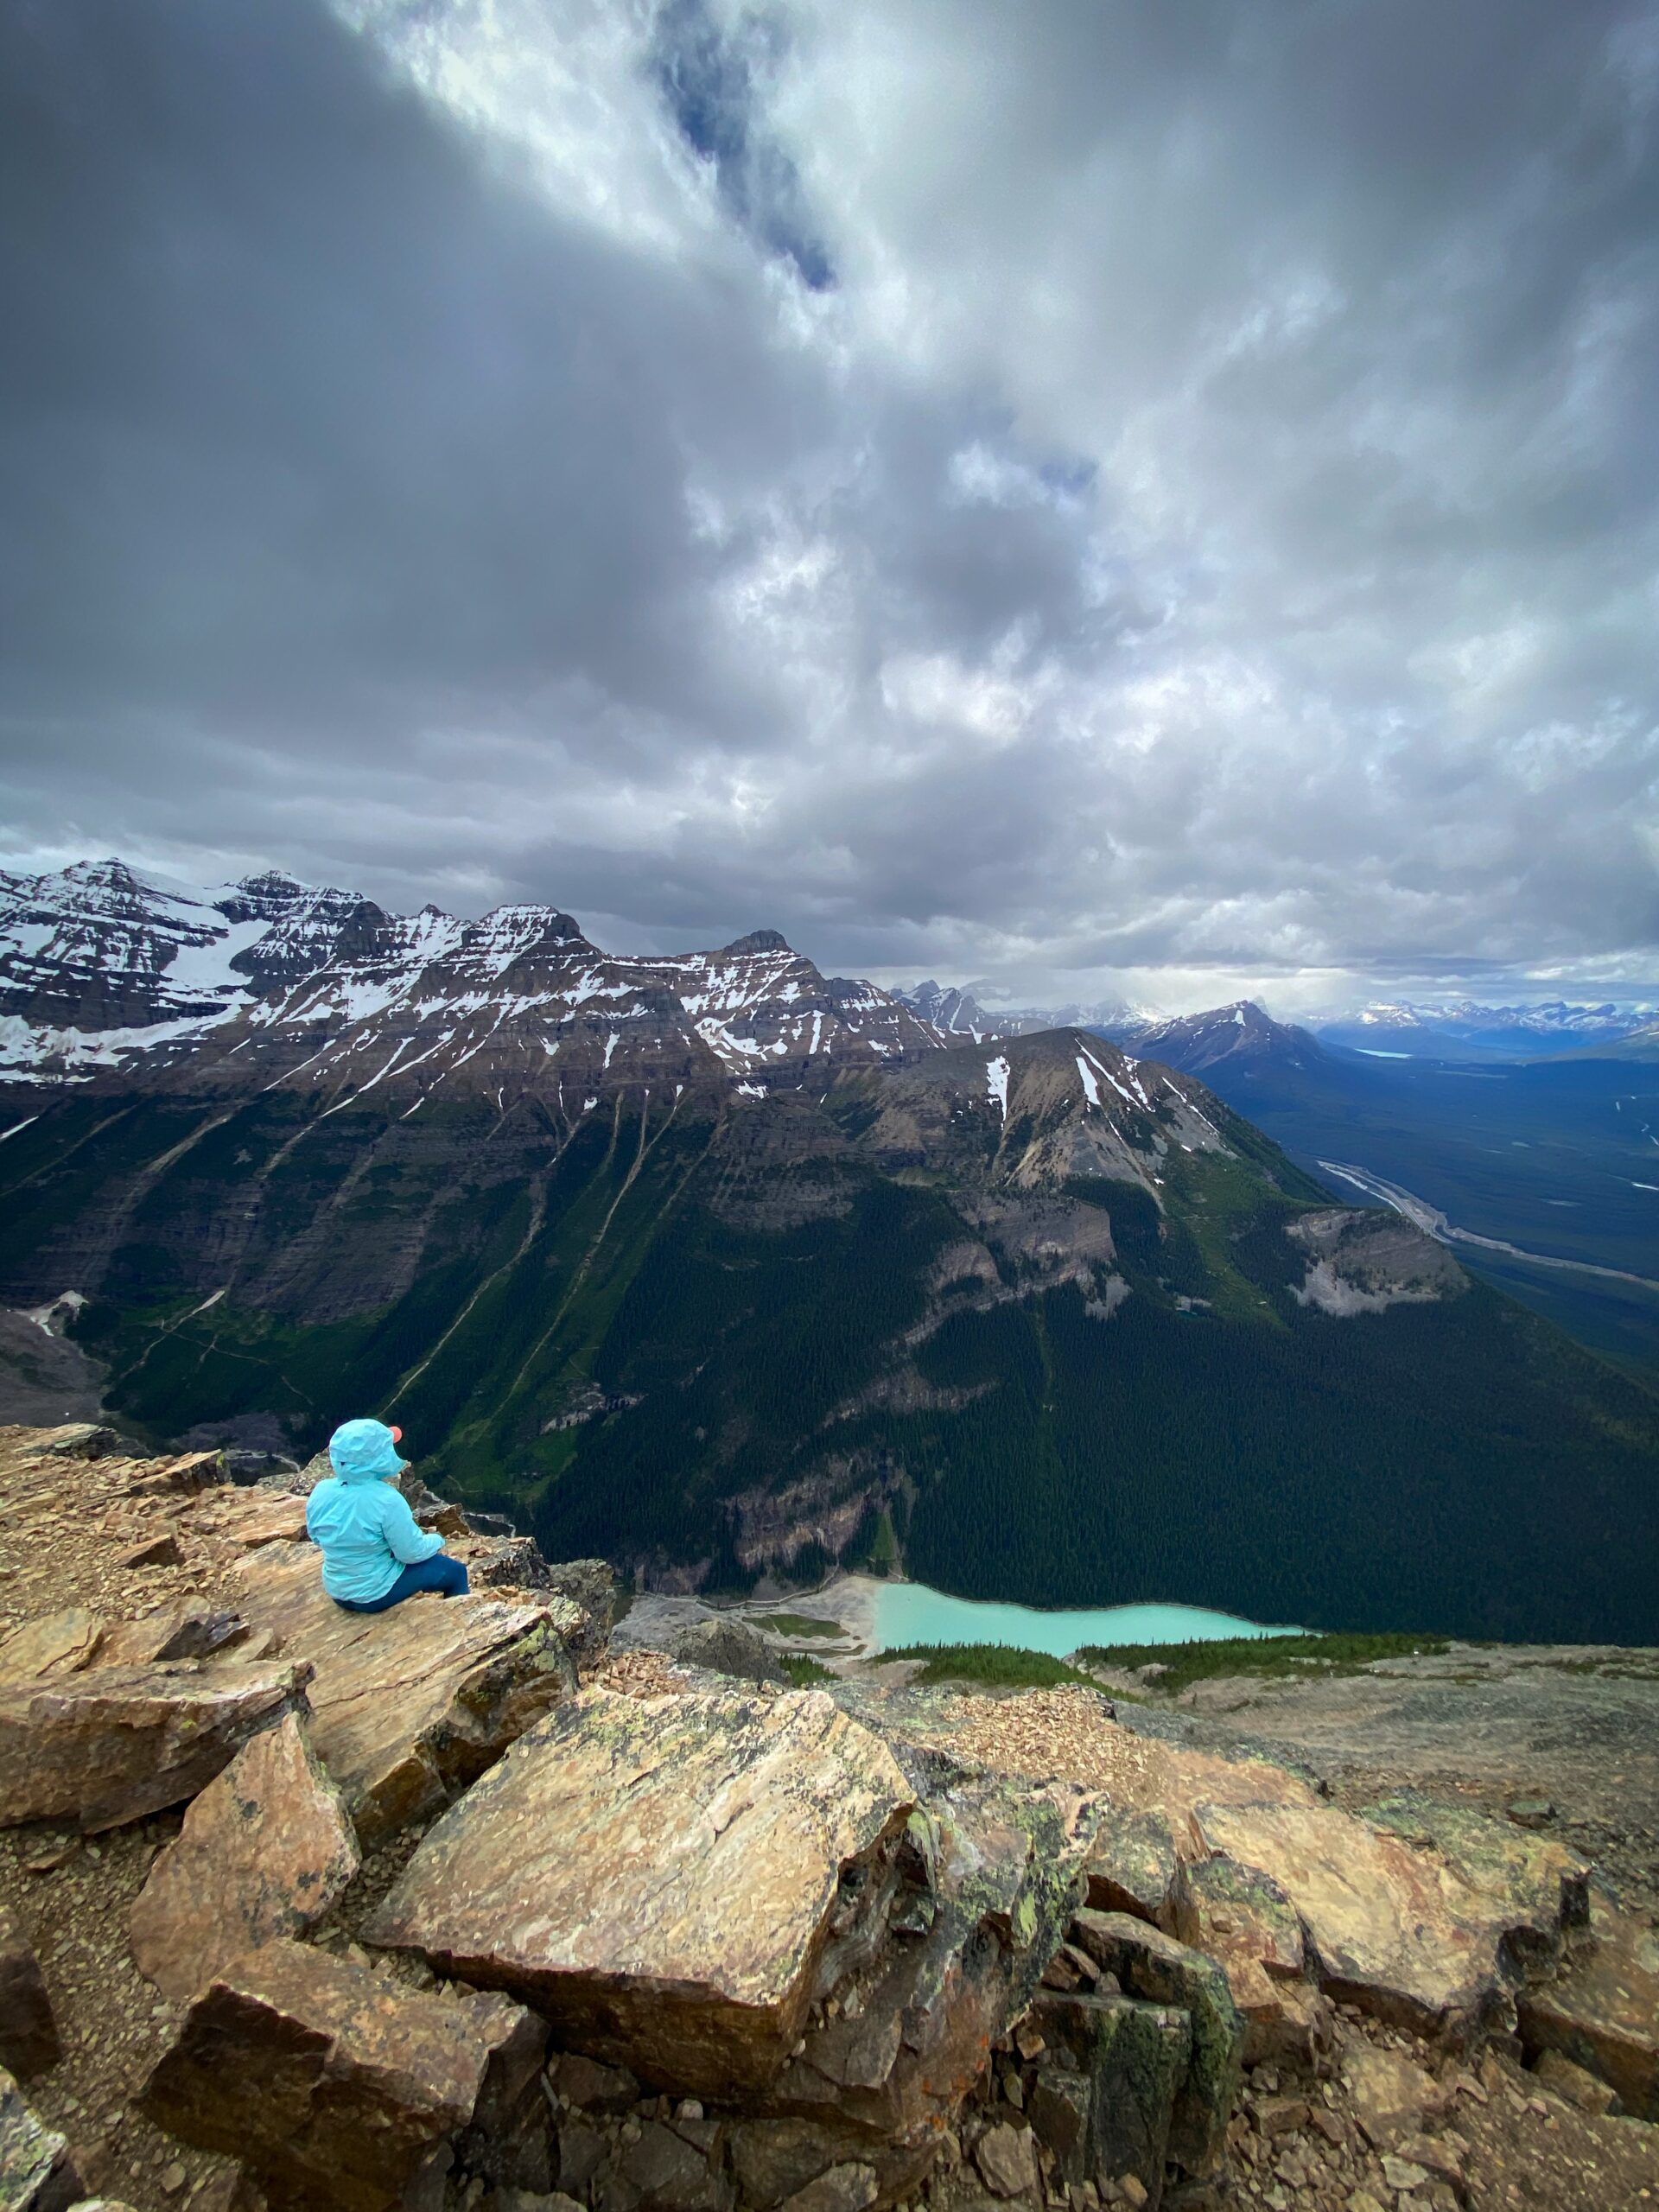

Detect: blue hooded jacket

[305,1418,445,1605]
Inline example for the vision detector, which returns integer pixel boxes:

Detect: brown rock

[0,1662,307,1833]
[458,1537,552,1592]
[727,2120,863,2210]
[1342,2044,1445,2149]
[214,1497,308,1549]
[548,2054,640,2112]
[122,1533,183,1570]
[0,2064,82,2212]
[1254,2098,1309,2138]
[1174,1855,1318,2065]
[974,2125,1039,2200]
[0,1913,59,2080]
[364,1686,914,2096]
[121,1450,228,1499]
[1532,2046,1618,2114]
[97,1605,248,1669]
[1395,2131,1466,2188]
[0,1612,105,1683]
[1517,1901,1658,2120]
[229,1548,575,1844]
[184,2167,269,2212]
[139,1939,533,2212]
[129,1713,360,2000]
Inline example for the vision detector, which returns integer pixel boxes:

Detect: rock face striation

[365,1686,917,2097]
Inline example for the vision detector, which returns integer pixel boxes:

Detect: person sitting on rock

[305,1417,470,1612]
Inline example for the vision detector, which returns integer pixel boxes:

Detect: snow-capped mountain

[0,857,946,1104]
[895,980,1165,1044]
[1315,997,1657,1059]
[1125,1001,1330,1078]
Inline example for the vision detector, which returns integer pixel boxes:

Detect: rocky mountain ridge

[894,984,1162,1047]
[0,859,944,1102]
[2,1420,1656,2212]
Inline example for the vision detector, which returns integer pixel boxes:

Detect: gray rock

[1034,1995,1189,2209]
[548,2055,640,2113]
[0,2066,82,2212]
[617,2122,726,2212]
[668,1617,782,1688]
[776,2165,878,2212]
[972,2125,1038,2200]
[541,1561,620,1663]
[556,2123,609,2199]
[1067,1912,1243,2178]
[0,1913,59,2079]
[726,2120,865,2210]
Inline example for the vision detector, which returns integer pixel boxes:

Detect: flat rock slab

[140,1939,531,2212]
[365,1686,914,2097]
[0,1662,306,1833]
[1519,1901,1659,2120]
[230,1547,576,1844]
[130,1712,361,2000]
[0,1611,105,1683]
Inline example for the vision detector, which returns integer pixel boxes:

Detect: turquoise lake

[870,1581,1296,1657]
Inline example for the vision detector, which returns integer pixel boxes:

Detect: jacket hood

[327,1418,406,1486]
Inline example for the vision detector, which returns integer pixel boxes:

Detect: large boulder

[1518,1901,1659,2121]
[0,1915,59,2080]
[365,1686,917,2098]
[1067,1910,1244,2179]
[129,1713,360,2000]
[1030,1993,1192,2210]
[139,1940,542,2212]
[229,1547,577,1844]
[0,1662,306,1833]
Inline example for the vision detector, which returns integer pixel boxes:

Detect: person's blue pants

[335,1554,470,1613]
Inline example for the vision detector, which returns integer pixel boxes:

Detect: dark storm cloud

[1,0,1656,1010]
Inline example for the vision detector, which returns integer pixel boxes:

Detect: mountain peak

[721,929,792,956]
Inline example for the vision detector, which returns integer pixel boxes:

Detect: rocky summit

[2,1423,1657,2212]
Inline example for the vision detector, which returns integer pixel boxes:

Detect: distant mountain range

[896,978,1164,1042]
[3,856,1656,1642]
[1315,996,1658,1060]
[897,975,1659,1064]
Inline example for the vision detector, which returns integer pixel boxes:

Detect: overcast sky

[2,0,1656,1014]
